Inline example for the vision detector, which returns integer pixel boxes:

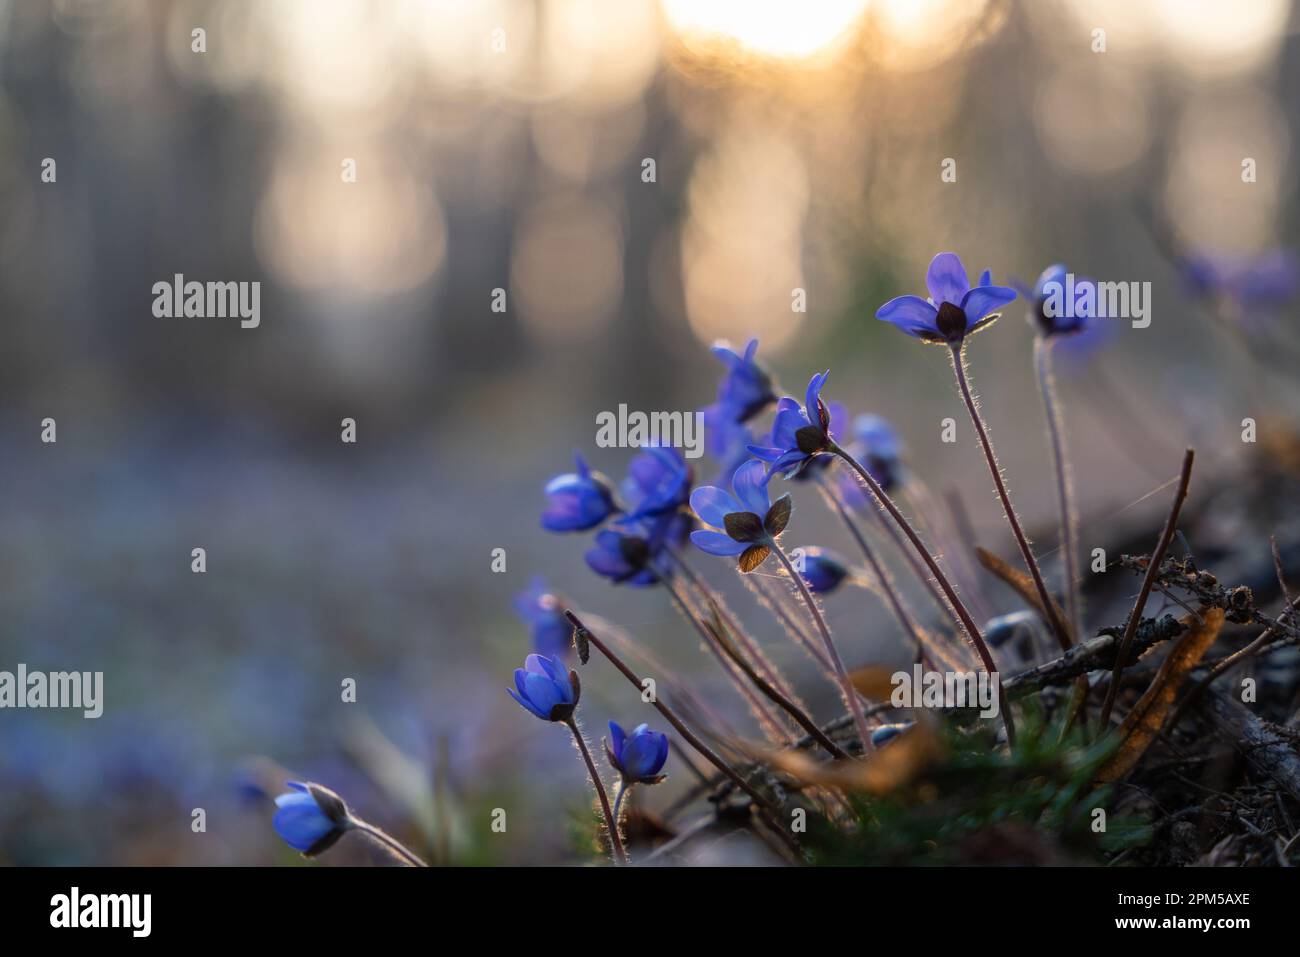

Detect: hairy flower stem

[1033,337,1082,643]
[351,820,429,867]
[612,779,630,831]
[829,440,1016,746]
[907,477,993,623]
[565,610,784,821]
[668,549,798,702]
[949,344,1071,654]
[752,575,844,685]
[661,574,790,743]
[565,718,628,865]
[1033,337,1092,738]
[814,473,925,662]
[769,539,872,753]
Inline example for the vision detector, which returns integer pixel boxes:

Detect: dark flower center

[935,301,968,341]
[618,536,651,569]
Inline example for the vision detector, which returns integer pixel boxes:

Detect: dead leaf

[849,665,898,702]
[766,720,945,795]
[976,546,1075,646]
[1095,608,1225,783]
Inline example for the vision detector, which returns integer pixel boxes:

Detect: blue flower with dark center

[799,547,849,594]
[747,371,834,479]
[513,578,572,659]
[541,452,619,532]
[711,338,776,422]
[605,720,669,784]
[782,401,848,484]
[508,653,580,722]
[585,526,660,586]
[876,252,1017,346]
[273,781,352,856]
[689,460,792,572]
[620,446,692,523]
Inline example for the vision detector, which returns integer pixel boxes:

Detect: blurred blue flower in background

[620,446,692,523]
[798,546,849,594]
[605,720,669,783]
[702,403,756,485]
[710,338,775,422]
[541,452,619,532]
[836,413,904,506]
[870,722,914,748]
[513,578,572,659]
[1182,249,1299,313]
[508,654,579,722]
[584,526,661,586]
[876,252,1016,345]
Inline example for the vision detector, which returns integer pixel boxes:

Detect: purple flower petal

[690,485,742,529]
[731,460,770,517]
[960,283,1017,321]
[875,295,940,337]
[926,252,970,306]
[690,529,748,556]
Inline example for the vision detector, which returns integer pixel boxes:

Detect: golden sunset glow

[659,0,869,60]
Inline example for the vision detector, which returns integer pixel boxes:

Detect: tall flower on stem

[272,780,427,866]
[1026,264,1106,732]
[508,653,627,864]
[878,252,1071,659]
[1026,264,1104,648]
[739,370,1016,744]
[690,460,872,752]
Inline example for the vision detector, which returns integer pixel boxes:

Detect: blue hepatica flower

[273,781,351,856]
[689,460,792,572]
[620,446,692,523]
[585,524,662,586]
[799,547,849,594]
[711,338,776,422]
[1026,263,1106,337]
[876,252,1017,346]
[784,401,848,483]
[748,371,835,479]
[513,578,571,659]
[605,720,669,784]
[508,653,580,722]
[541,452,619,532]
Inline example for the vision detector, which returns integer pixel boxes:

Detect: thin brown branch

[1098,448,1195,729]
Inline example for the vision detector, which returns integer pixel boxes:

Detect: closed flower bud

[799,547,849,595]
[604,720,669,784]
[508,653,580,722]
[273,781,353,857]
[541,452,619,532]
